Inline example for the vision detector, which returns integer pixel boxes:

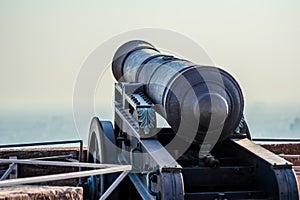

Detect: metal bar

[78,140,83,184]
[129,173,155,200]
[32,154,74,160]
[279,154,300,159]
[79,140,83,162]
[293,166,300,171]
[100,171,130,200]
[0,140,83,149]
[0,165,131,187]
[252,138,300,142]
[9,156,17,179]
[66,158,79,162]
[0,163,16,181]
[138,139,179,168]
[0,159,121,168]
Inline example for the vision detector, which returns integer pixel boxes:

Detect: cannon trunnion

[86,40,299,199]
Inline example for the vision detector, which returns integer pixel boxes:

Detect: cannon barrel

[112,40,244,144]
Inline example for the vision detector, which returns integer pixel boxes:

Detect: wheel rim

[87,117,106,198]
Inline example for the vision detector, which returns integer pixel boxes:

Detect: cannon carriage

[86,40,299,200]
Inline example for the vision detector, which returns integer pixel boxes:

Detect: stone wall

[262,143,300,165]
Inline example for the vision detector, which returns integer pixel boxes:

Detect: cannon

[86,40,299,199]
[112,40,243,147]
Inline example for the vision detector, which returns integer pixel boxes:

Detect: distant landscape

[245,103,300,139]
[0,103,299,145]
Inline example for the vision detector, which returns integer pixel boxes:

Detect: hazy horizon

[0,1,299,143]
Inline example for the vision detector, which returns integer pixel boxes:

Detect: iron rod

[99,171,130,200]
[0,163,16,181]
[253,138,300,142]
[32,154,74,160]
[0,166,131,187]
[0,159,121,168]
[0,140,83,149]
[279,154,300,159]
[66,158,80,162]
[78,140,83,184]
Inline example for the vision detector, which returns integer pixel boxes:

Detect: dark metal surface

[274,168,299,200]
[112,40,244,145]
[147,170,161,199]
[111,80,299,199]
[226,138,298,199]
[159,171,184,200]
[174,138,299,199]
[182,166,255,188]
[184,191,268,200]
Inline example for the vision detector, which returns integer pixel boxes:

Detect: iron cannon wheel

[87,117,118,200]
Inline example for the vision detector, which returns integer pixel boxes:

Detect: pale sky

[1,0,300,111]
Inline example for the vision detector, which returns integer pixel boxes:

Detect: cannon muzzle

[112,40,244,144]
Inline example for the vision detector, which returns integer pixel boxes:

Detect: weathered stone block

[0,185,83,200]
